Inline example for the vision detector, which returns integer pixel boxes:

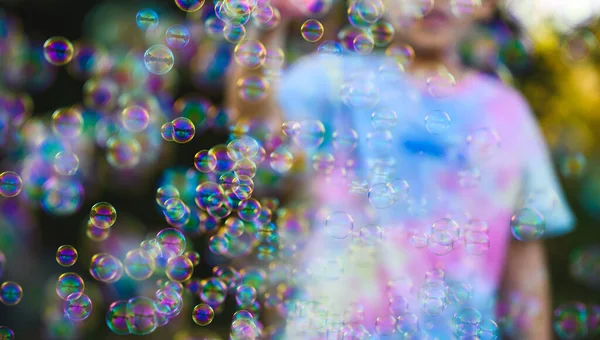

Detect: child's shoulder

[470,72,530,109]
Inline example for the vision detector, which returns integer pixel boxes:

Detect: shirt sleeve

[519,99,576,238]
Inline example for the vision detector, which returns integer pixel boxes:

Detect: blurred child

[227,0,575,338]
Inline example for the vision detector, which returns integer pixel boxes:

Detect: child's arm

[503,239,552,340]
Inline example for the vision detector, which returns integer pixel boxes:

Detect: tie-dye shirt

[275,54,575,338]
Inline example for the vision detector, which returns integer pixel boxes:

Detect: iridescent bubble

[83,78,118,110]
[480,318,500,339]
[397,312,420,335]
[200,278,228,305]
[166,255,194,282]
[156,228,186,258]
[0,326,14,339]
[428,229,454,256]
[194,150,217,173]
[318,40,344,56]
[238,198,261,221]
[510,208,545,242]
[553,302,588,339]
[193,303,215,326]
[466,127,501,162]
[171,117,195,143]
[161,122,174,141]
[163,198,187,221]
[447,281,472,305]
[209,145,236,174]
[144,45,174,75]
[165,25,191,49]
[372,107,397,129]
[0,171,23,198]
[136,9,159,30]
[106,300,130,335]
[234,159,257,178]
[208,233,229,255]
[301,19,324,42]
[89,202,117,229]
[418,281,447,316]
[269,146,294,174]
[175,0,205,12]
[121,105,150,133]
[371,20,395,47]
[325,211,354,239]
[53,151,79,176]
[90,253,123,283]
[237,75,269,101]
[425,110,451,134]
[106,135,142,169]
[126,297,158,335]
[213,265,241,290]
[369,183,395,209]
[385,44,415,68]
[64,293,92,321]
[236,284,257,306]
[51,107,83,139]
[0,282,22,306]
[353,33,375,54]
[184,250,201,266]
[332,128,359,153]
[231,318,261,339]
[376,314,397,335]
[124,249,156,280]
[195,181,226,210]
[155,287,182,318]
[426,72,456,98]
[156,185,180,208]
[234,40,267,69]
[56,273,84,300]
[43,36,74,66]
[453,307,483,336]
[232,175,254,200]
[224,24,247,43]
[295,120,326,149]
[56,245,78,267]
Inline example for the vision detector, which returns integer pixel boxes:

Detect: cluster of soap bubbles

[553,302,600,339]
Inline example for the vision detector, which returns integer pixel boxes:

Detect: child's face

[385,0,492,56]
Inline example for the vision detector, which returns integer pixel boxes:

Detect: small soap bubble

[43,37,74,66]
[54,151,80,176]
[425,110,451,134]
[90,253,123,283]
[200,278,228,305]
[397,312,420,334]
[369,183,395,209]
[510,208,545,241]
[194,150,217,173]
[224,24,247,43]
[466,128,501,162]
[56,273,84,300]
[89,202,117,229]
[0,326,14,339]
[371,20,395,47]
[156,185,180,208]
[301,19,324,42]
[126,297,159,335]
[124,249,156,280]
[325,211,354,239]
[0,171,23,198]
[426,72,456,98]
[166,255,194,282]
[237,76,269,102]
[121,105,150,133]
[165,25,191,49]
[136,9,159,30]
[372,107,397,129]
[353,33,375,54]
[453,307,483,336]
[175,0,205,12]
[56,245,78,267]
[51,107,83,139]
[193,303,215,326]
[0,281,23,306]
[171,117,195,143]
[64,293,92,321]
[144,45,174,75]
[156,228,186,257]
[269,146,294,174]
[234,40,267,69]
[418,281,447,316]
[161,122,175,141]
[318,40,344,56]
[386,44,416,68]
[106,135,142,169]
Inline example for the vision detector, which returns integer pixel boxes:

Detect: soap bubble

[144,45,174,75]
[64,293,92,321]
[192,303,214,326]
[43,36,74,66]
[0,171,23,198]
[453,307,483,336]
[0,281,23,306]
[510,208,545,242]
[165,25,191,49]
[325,211,354,239]
[56,245,78,267]
[136,9,159,30]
